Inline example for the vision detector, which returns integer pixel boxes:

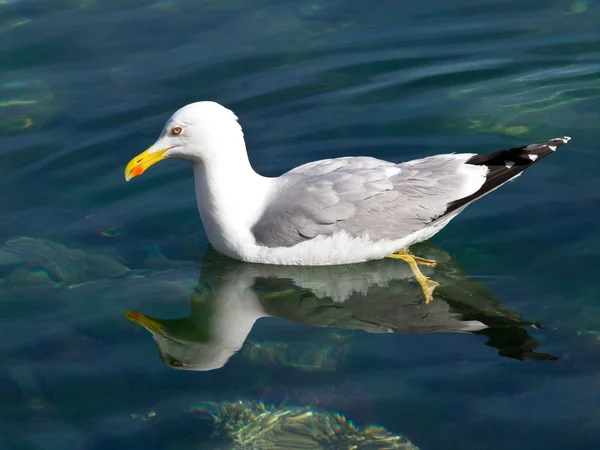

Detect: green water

[1,0,600,448]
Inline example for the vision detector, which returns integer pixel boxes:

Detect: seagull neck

[192,146,274,259]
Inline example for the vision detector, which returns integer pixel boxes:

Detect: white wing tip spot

[552,136,571,143]
[527,153,538,161]
[547,145,557,152]
[505,160,515,169]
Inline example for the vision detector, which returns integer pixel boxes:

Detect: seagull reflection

[126,243,557,370]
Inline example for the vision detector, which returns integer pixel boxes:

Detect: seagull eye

[171,126,183,135]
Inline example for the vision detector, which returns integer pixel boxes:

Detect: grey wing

[252,155,486,248]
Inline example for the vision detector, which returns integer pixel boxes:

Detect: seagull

[125,101,570,303]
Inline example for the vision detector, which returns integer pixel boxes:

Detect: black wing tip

[550,135,571,144]
[527,135,571,151]
[466,135,571,167]
[515,135,571,161]
[443,135,571,216]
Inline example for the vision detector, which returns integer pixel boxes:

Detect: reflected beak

[124,146,170,181]
[125,309,167,338]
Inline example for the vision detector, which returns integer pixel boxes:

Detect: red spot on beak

[132,166,144,177]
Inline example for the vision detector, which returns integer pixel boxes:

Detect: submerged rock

[0,237,129,287]
[192,400,418,449]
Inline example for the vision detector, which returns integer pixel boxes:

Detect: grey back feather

[251,155,476,248]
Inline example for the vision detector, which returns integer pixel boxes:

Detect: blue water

[2,0,600,448]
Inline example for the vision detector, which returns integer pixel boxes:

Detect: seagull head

[124,101,242,181]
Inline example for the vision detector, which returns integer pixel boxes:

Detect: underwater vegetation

[192,400,419,449]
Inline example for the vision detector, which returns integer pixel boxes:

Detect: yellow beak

[125,309,167,338]
[124,147,170,181]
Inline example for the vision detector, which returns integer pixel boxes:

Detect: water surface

[1,0,600,448]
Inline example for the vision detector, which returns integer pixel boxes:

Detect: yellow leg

[391,248,437,266]
[413,255,437,267]
[387,249,439,303]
